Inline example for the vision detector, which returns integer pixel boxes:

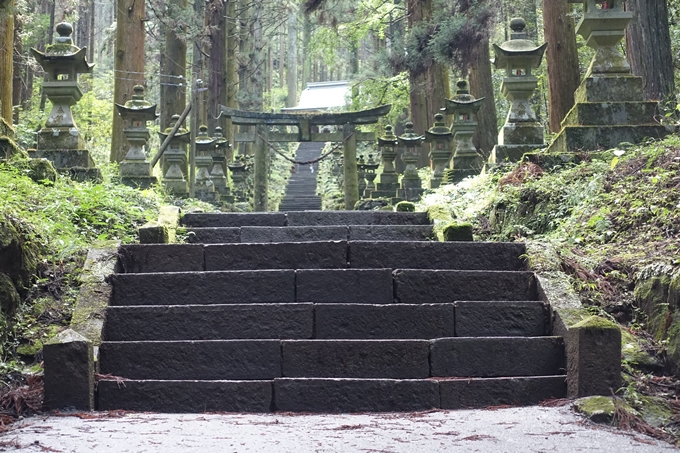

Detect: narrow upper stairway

[278,143,322,211]
[99,211,566,413]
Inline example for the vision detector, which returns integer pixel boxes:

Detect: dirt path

[1,406,676,452]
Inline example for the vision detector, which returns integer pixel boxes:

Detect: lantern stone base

[574,75,643,104]
[563,101,659,126]
[29,148,95,169]
[121,176,157,189]
[163,179,189,196]
[446,149,484,184]
[61,167,103,183]
[37,127,86,150]
[546,124,667,153]
[119,160,154,178]
[397,186,424,202]
[196,189,220,203]
[488,144,544,165]
[499,123,545,145]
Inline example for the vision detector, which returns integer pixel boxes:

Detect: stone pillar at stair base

[372,125,400,199]
[43,329,94,410]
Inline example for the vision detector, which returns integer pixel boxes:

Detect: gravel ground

[2,406,678,453]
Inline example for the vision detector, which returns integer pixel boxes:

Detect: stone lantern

[488,18,547,165]
[357,155,367,199]
[397,122,425,201]
[211,127,232,200]
[115,85,157,188]
[228,155,248,202]
[546,1,667,153]
[425,113,453,189]
[194,125,218,202]
[373,125,400,198]
[159,114,190,196]
[363,154,380,198]
[30,22,99,181]
[443,80,485,183]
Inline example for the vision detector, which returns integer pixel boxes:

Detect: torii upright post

[343,123,359,210]
[253,124,269,211]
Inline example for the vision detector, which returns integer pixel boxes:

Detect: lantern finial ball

[434,113,444,122]
[510,18,526,33]
[56,22,73,37]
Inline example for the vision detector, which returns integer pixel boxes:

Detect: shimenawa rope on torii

[255,131,356,165]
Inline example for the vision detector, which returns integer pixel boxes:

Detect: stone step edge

[95,375,567,412]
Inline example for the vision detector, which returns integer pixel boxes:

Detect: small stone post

[30,22,100,181]
[211,126,231,199]
[115,85,158,189]
[397,122,425,202]
[253,124,269,211]
[228,156,248,202]
[363,154,379,198]
[373,125,400,198]
[194,125,219,202]
[425,113,453,189]
[343,122,359,210]
[43,329,94,410]
[488,18,547,165]
[442,80,485,184]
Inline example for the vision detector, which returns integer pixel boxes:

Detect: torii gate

[219,105,391,211]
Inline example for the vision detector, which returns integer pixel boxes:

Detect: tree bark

[161,0,188,129]
[208,0,227,132]
[12,12,21,124]
[0,0,14,124]
[542,0,580,133]
[225,0,237,149]
[625,0,675,102]
[469,38,498,158]
[407,0,450,167]
[286,9,298,107]
[111,0,145,163]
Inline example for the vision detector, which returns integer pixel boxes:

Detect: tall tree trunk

[161,0,188,129]
[88,0,95,62]
[208,0,227,132]
[407,0,449,167]
[302,15,311,88]
[286,9,298,107]
[625,0,675,102]
[469,38,498,158]
[76,0,91,50]
[40,0,56,111]
[12,13,22,124]
[279,24,285,89]
[111,0,145,163]
[225,0,237,147]
[542,0,580,133]
[0,0,14,124]
[237,0,250,109]
[248,1,264,112]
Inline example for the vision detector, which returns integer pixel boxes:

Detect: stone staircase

[278,143,322,211]
[97,211,567,413]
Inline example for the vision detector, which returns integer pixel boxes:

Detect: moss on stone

[425,204,453,224]
[634,275,672,340]
[574,396,617,423]
[637,395,672,428]
[395,201,415,212]
[572,315,619,330]
[442,222,473,242]
[17,339,43,357]
[621,330,662,370]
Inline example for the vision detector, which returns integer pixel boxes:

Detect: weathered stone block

[442,223,473,241]
[205,241,348,270]
[43,329,94,410]
[286,211,375,226]
[547,125,667,153]
[185,227,241,244]
[137,223,169,244]
[117,244,204,273]
[348,225,435,241]
[98,380,273,413]
[314,303,455,339]
[499,123,545,145]
[296,269,393,303]
[274,378,440,412]
[181,212,287,227]
[440,376,566,409]
[110,270,296,305]
[99,340,282,380]
[393,270,538,303]
[455,301,548,337]
[240,226,349,243]
[574,76,643,103]
[489,144,543,164]
[562,101,659,127]
[105,303,314,341]
[430,337,565,377]
[282,340,430,378]
[29,149,94,168]
[564,316,622,398]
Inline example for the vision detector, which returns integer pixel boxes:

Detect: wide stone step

[181,211,430,227]
[117,240,521,272]
[97,375,567,412]
[110,269,536,306]
[104,301,547,341]
[99,337,563,380]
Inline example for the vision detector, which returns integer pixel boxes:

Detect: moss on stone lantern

[159,114,190,196]
[30,22,100,181]
[372,125,400,199]
[488,18,547,166]
[397,122,425,202]
[425,113,453,189]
